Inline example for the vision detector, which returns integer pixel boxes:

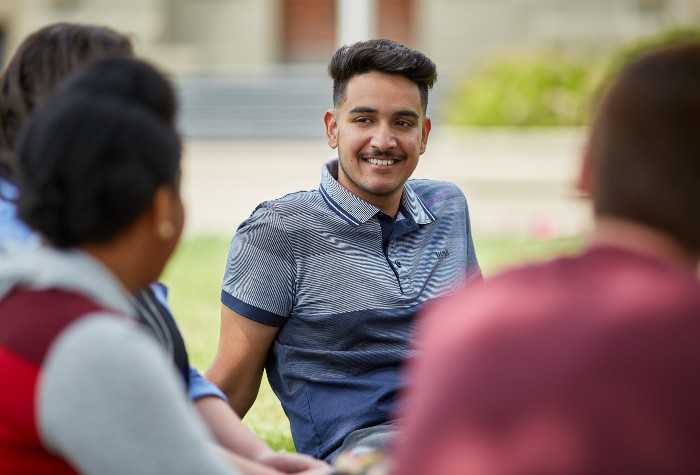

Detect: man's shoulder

[408,178,462,193]
[407,178,466,211]
[236,188,329,237]
[245,188,323,219]
[407,179,464,200]
[257,188,322,211]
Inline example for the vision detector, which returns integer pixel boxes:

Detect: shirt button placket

[387,242,402,290]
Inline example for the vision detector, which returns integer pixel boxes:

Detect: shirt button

[395,260,402,268]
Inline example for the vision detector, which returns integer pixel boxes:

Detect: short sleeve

[221,204,296,327]
[0,180,38,252]
[188,366,227,401]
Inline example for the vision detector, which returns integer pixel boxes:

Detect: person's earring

[158,221,176,240]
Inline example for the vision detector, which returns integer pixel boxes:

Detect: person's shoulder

[428,254,579,322]
[407,179,467,214]
[408,178,462,194]
[235,188,324,233]
[254,188,322,213]
[417,255,579,354]
[407,178,465,202]
[0,176,19,218]
[0,177,38,251]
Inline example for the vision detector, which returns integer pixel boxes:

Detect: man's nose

[370,122,397,151]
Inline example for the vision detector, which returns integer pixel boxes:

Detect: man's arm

[206,304,280,417]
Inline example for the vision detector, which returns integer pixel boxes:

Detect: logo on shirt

[435,249,450,259]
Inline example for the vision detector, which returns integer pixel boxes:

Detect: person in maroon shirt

[389,43,700,475]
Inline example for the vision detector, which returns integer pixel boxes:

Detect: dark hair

[16,57,180,248]
[0,22,133,181]
[587,43,700,252]
[58,55,177,125]
[328,39,437,112]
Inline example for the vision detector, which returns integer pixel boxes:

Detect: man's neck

[590,216,699,273]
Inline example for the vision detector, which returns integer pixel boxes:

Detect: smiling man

[206,39,482,463]
[325,70,428,217]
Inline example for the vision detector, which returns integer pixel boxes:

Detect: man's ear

[420,116,432,155]
[576,148,592,197]
[324,109,338,149]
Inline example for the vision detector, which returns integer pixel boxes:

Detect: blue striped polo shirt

[221,159,481,460]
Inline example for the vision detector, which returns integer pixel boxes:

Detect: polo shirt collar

[319,159,436,226]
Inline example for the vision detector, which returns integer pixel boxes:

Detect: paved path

[180,128,592,238]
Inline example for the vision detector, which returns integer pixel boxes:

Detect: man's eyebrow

[348,106,419,120]
[395,109,419,119]
[349,106,377,114]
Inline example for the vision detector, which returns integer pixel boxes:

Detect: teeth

[367,158,396,166]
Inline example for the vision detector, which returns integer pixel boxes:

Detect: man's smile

[359,150,405,167]
[365,157,397,166]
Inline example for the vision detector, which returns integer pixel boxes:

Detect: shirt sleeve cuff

[188,366,228,402]
[220,290,286,327]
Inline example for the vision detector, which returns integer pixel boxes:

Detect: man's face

[324,71,431,215]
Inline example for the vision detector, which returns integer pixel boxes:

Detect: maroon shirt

[393,246,700,475]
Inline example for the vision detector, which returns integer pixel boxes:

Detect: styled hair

[0,22,133,181]
[16,57,180,248]
[587,43,700,252]
[328,38,437,112]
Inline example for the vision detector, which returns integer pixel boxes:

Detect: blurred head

[58,54,176,125]
[16,57,182,282]
[0,22,133,179]
[586,43,700,253]
[394,286,700,475]
[328,38,437,113]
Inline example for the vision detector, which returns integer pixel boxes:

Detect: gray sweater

[0,247,239,475]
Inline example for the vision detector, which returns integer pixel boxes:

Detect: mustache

[358,150,405,160]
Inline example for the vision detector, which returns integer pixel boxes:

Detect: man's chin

[361,184,403,198]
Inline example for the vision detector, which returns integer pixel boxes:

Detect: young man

[392,43,700,475]
[206,39,482,462]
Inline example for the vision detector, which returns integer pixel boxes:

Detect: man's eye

[396,120,413,127]
[354,117,372,123]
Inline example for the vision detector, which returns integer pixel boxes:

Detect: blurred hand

[257,451,334,474]
[332,448,392,475]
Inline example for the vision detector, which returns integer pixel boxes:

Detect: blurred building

[0,0,698,138]
[2,0,698,74]
[1,0,693,235]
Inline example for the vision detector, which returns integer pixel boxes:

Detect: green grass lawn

[160,233,584,451]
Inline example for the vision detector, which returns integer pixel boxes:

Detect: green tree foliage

[447,52,603,126]
[447,28,700,127]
